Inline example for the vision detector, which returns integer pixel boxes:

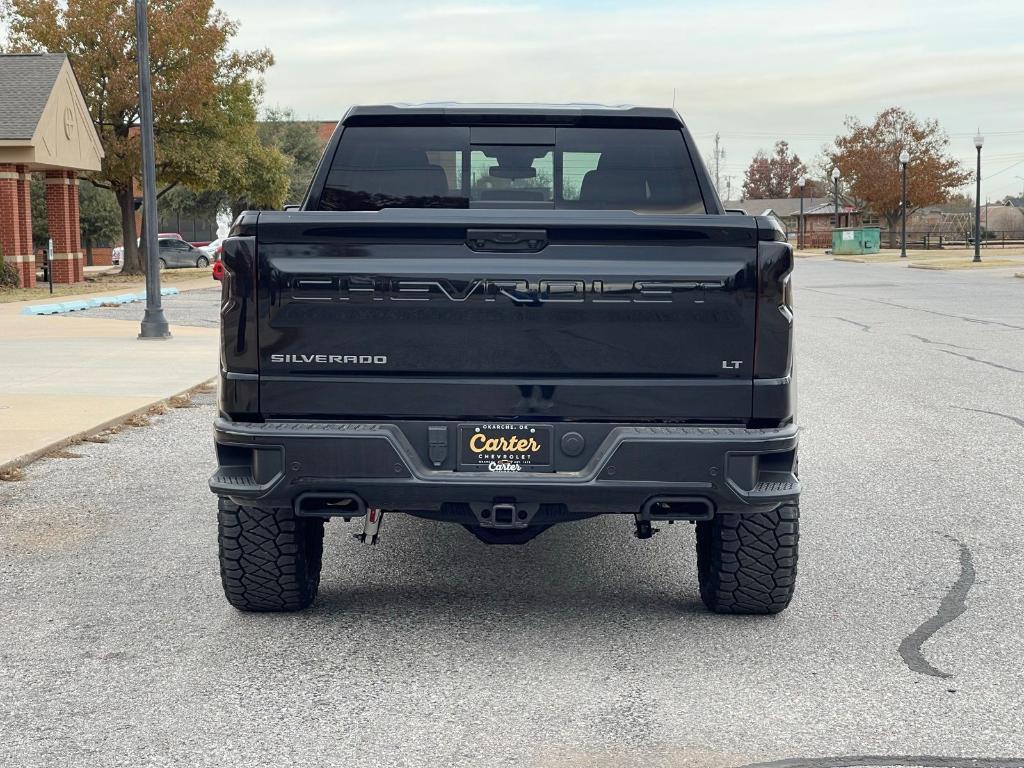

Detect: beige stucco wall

[0,59,103,172]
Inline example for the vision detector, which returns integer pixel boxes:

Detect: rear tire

[217,500,325,612]
[158,258,167,271]
[695,502,799,614]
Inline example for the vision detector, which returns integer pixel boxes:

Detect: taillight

[752,219,795,422]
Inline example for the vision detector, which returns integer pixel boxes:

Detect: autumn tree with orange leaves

[5,0,289,274]
[826,107,969,247]
[741,141,808,199]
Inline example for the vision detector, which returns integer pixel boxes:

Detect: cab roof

[341,103,685,128]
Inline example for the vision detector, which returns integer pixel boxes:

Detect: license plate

[458,423,554,472]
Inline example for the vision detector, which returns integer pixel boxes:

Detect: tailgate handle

[466,229,547,253]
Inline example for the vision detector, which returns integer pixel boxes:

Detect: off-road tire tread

[217,500,324,612]
[696,503,799,614]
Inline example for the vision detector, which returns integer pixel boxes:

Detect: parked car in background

[201,238,225,259]
[111,233,184,266]
[157,237,210,269]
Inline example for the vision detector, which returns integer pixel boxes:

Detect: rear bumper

[210,418,799,519]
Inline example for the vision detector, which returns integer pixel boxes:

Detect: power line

[986,157,1024,178]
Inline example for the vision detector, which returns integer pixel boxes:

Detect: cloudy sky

[209,0,1024,200]
[3,1,1021,199]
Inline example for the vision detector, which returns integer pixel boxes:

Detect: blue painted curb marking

[58,300,91,312]
[22,304,64,315]
[22,285,182,315]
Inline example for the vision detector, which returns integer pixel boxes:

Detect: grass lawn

[0,268,212,304]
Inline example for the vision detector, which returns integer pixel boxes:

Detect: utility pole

[135,0,170,339]
[712,133,724,193]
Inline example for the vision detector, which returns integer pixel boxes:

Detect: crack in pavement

[737,756,1024,768]
[898,536,975,679]
[834,316,871,332]
[802,288,1024,331]
[936,349,1024,374]
[909,335,975,351]
[955,407,1024,429]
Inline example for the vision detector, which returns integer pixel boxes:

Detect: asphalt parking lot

[73,286,222,328]
[2,260,1023,768]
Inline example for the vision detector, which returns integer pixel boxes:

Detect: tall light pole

[136,0,170,339]
[832,168,841,230]
[899,149,910,258]
[797,176,806,250]
[973,133,984,263]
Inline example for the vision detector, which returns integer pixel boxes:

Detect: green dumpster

[832,227,881,255]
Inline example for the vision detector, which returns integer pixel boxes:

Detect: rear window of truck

[317,126,707,213]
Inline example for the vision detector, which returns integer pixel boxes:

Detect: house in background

[981,202,1024,237]
[0,53,105,287]
[725,197,861,247]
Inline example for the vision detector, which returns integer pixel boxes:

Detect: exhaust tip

[295,492,367,519]
[641,496,714,522]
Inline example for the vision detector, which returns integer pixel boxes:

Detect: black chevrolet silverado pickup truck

[211,103,799,614]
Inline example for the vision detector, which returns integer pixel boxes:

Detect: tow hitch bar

[355,508,384,545]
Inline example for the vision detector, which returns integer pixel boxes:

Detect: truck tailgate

[254,210,758,421]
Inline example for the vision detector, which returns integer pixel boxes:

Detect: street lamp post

[899,149,910,258]
[135,0,170,339]
[797,176,806,250]
[831,167,841,230]
[974,133,984,263]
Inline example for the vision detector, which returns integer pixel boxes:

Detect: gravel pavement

[2,259,1023,768]
[72,286,221,328]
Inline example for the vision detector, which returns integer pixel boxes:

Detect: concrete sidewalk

[0,296,218,471]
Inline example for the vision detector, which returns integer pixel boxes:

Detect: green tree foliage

[78,181,122,261]
[163,108,321,226]
[257,108,323,207]
[6,0,288,274]
[30,176,47,250]
[30,176,120,262]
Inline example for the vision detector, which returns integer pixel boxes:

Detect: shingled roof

[0,53,68,140]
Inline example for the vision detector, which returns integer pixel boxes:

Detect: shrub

[0,255,21,289]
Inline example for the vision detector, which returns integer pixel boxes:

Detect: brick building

[0,53,104,287]
[725,196,862,247]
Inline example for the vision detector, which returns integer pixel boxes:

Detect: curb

[0,376,216,476]
[21,287,180,316]
[908,261,1023,271]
